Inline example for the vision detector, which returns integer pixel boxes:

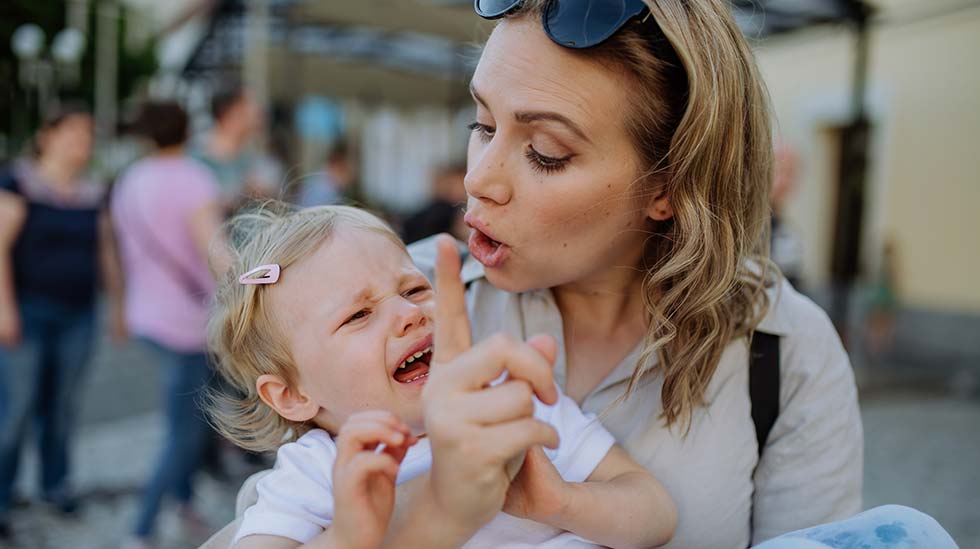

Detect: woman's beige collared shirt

[410,238,863,548]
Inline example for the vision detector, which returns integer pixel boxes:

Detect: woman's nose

[465,139,512,206]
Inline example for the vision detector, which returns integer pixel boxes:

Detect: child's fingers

[344,451,402,485]
[381,433,418,465]
[336,419,409,468]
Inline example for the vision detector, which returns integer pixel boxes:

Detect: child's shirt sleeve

[536,385,617,483]
[233,430,337,545]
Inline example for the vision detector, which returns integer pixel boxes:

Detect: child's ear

[256,374,319,422]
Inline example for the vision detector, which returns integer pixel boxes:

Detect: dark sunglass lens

[475,0,523,17]
[545,0,627,48]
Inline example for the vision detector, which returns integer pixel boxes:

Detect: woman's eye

[467,121,495,143]
[525,146,572,174]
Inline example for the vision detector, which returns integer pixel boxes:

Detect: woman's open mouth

[393,346,432,384]
[468,228,511,268]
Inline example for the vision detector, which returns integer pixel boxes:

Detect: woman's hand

[502,445,571,524]
[331,411,417,549]
[420,236,561,535]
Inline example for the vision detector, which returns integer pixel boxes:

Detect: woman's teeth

[398,346,432,369]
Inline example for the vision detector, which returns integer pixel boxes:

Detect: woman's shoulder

[758,277,852,385]
[758,277,836,339]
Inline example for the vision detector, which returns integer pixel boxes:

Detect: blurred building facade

[755,0,980,368]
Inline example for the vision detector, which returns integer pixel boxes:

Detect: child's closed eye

[403,285,431,298]
[343,309,371,326]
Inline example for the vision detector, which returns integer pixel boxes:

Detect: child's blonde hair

[208,202,405,452]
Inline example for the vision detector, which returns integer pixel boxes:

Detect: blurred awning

[290,0,493,44]
[183,0,870,108]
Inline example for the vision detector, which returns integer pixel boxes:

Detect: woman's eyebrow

[513,111,591,144]
[470,82,489,109]
[470,82,591,145]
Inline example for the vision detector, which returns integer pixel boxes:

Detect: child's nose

[395,301,426,337]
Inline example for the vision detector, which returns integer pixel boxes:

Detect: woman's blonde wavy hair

[510,0,776,430]
[208,203,404,452]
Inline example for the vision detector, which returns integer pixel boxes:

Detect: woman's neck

[155,144,184,158]
[553,267,647,340]
[208,125,245,158]
[35,155,81,190]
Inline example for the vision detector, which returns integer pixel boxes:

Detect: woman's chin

[483,263,550,294]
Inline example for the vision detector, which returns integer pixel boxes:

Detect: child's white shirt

[234,386,616,548]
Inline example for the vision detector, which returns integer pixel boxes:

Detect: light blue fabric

[754,505,958,549]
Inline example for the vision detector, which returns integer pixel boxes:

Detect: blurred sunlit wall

[755,0,980,318]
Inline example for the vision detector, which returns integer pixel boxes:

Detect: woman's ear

[646,191,674,222]
[256,374,319,422]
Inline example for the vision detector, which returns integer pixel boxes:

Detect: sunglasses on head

[474,0,652,49]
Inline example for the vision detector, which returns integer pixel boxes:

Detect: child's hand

[331,411,417,549]
[503,445,571,524]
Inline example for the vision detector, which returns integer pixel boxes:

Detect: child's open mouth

[393,346,432,384]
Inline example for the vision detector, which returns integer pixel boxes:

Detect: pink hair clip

[239,264,281,285]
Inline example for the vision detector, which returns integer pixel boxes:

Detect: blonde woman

[410,1,863,547]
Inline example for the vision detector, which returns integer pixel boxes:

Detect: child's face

[270,227,435,434]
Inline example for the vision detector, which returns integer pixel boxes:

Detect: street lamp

[10,23,88,118]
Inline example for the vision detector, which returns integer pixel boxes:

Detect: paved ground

[3,330,978,548]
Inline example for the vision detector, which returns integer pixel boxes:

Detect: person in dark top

[0,105,125,540]
[402,162,469,244]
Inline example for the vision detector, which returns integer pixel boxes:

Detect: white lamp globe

[52,28,86,65]
[11,24,46,60]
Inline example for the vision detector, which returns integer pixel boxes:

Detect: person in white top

[208,205,676,548]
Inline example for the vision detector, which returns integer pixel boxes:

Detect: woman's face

[39,114,94,170]
[465,17,657,293]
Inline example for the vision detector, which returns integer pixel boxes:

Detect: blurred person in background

[0,104,124,540]
[191,82,270,211]
[111,101,228,548]
[297,140,357,208]
[863,237,900,364]
[770,143,804,290]
[402,161,469,244]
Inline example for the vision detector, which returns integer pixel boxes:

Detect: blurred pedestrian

[111,101,228,547]
[297,140,357,208]
[0,104,123,540]
[190,82,270,210]
[401,162,468,244]
[863,237,900,363]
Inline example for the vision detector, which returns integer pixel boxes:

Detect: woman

[0,105,123,539]
[414,1,862,547]
[111,101,227,547]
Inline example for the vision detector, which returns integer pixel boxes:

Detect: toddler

[209,205,676,548]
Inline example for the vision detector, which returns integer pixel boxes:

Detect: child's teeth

[414,351,423,358]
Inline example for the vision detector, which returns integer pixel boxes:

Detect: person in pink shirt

[111,101,227,547]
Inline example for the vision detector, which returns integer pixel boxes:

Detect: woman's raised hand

[421,235,559,533]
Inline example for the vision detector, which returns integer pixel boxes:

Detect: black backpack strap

[749,331,781,457]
